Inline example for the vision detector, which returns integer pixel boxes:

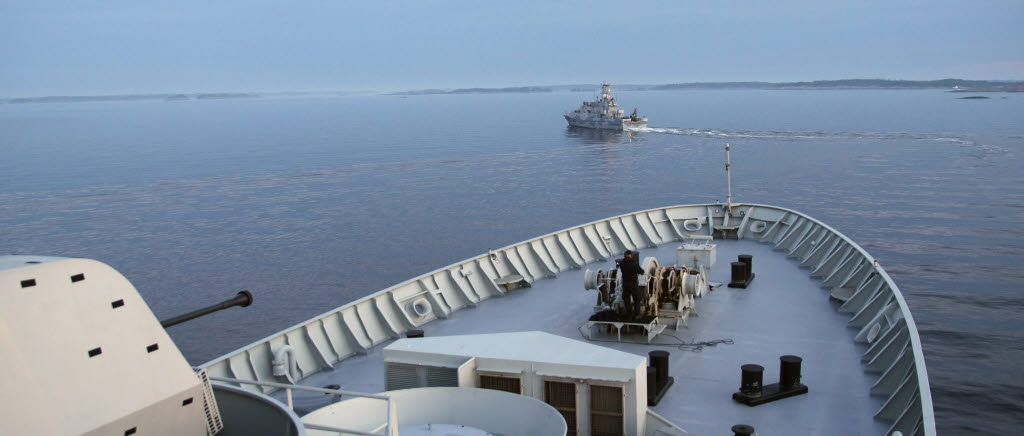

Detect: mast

[726,143,732,213]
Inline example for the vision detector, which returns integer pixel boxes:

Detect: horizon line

[4,78,1023,102]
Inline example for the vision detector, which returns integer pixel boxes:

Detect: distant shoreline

[0,92,260,105]
[3,79,1021,104]
[393,86,553,96]
[397,79,1023,95]
[642,79,1024,92]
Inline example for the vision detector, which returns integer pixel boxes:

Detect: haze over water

[2,89,1022,433]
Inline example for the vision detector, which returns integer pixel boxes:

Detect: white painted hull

[564,114,648,130]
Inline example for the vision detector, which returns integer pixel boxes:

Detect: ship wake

[629,126,1005,152]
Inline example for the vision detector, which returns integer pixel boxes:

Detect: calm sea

[2,90,1021,433]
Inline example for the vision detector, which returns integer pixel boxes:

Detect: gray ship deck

[282,240,888,435]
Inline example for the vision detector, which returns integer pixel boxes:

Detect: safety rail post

[386,399,398,436]
[209,376,392,436]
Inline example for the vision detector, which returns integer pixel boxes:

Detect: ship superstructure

[564,83,648,130]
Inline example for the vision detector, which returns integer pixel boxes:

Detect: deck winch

[582,255,707,341]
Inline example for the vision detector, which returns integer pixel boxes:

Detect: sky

[1,0,1023,97]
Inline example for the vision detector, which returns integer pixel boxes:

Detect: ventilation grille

[425,366,458,387]
[545,381,577,436]
[194,368,224,435]
[590,385,624,436]
[386,363,420,391]
[480,375,521,394]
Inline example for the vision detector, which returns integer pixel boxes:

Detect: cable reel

[583,268,619,307]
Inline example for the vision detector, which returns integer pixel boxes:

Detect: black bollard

[729,255,755,288]
[649,350,670,388]
[646,366,657,405]
[780,355,803,389]
[739,364,764,396]
[738,254,753,277]
[729,262,747,287]
[324,384,342,404]
[646,350,674,406]
[731,424,755,436]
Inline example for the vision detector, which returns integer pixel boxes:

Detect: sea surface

[2,89,1022,433]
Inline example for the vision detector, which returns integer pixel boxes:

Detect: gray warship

[564,82,648,130]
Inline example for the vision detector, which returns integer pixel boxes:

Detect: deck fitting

[733,355,808,406]
[728,254,755,288]
[647,350,675,406]
[731,424,755,436]
[732,381,809,406]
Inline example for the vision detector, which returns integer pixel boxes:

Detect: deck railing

[210,376,395,436]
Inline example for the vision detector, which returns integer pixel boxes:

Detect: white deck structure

[302,386,567,436]
[203,204,935,436]
[382,331,650,436]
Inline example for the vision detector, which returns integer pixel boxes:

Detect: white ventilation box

[677,241,717,270]
[383,331,656,436]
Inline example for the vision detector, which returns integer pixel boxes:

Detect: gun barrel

[160,290,253,328]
